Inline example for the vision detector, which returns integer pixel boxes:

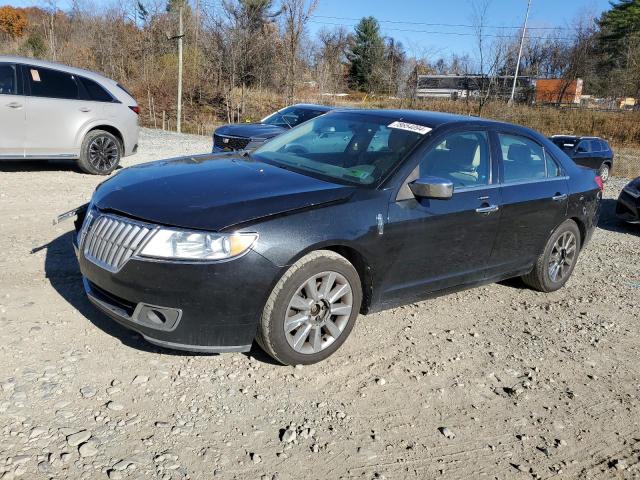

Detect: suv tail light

[595,175,604,191]
[129,106,140,115]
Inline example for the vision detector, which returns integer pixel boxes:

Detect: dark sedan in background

[212,103,332,152]
[68,109,602,365]
[550,135,614,182]
[616,177,640,223]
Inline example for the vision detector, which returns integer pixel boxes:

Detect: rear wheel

[598,162,611,183]
[521,219,581,292]
[77,130,121,175]
[256,250,362,365]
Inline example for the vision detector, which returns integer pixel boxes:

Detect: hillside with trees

[1,0,639,143]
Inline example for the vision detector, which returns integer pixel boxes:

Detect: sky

[3,0,614,58]
[307,0,613,57]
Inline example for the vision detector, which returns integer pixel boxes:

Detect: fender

[74,118,124,151]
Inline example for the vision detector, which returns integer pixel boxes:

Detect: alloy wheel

[599,163,610,182]
[284,271,353,355]
[88,136,119,172]
[548,231,577,283]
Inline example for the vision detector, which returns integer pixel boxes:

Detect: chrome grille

[214,134,251,151]
[82,214,155,272]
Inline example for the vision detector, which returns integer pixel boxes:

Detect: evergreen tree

[597,0,640,96]
[347,16,384,92]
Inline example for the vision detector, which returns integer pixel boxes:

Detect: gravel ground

[0,128,639,480]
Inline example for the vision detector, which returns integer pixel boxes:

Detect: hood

[214,123,287,140]
[92,154,354,231]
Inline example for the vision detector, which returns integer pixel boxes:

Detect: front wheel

[521,219,581,292]
[77,130,121,175]
[256,250,362,365]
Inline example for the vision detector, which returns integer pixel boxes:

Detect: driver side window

[416,130,491,188]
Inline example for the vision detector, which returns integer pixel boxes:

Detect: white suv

[0,56,139,175]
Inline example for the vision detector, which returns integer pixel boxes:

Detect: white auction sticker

[388,121,432,135]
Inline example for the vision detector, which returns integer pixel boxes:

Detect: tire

[77,130,122,175]
[256,250,362,365]
[521,219,581,292]
[598,162,611,183]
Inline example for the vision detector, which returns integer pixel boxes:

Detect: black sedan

[616,177,640,223]
[68,109,602,365]
[212,103,332,153]
[549,135,614,182]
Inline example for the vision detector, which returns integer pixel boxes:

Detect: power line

[311,14,576,31]
[309,20,576,41]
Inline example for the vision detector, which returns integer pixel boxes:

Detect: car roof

[551,134,607,142]
[0,55,117,86]
[329,108,503,129]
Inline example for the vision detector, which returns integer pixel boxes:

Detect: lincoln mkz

[66,109,602,365]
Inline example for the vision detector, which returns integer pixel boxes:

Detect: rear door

[490,131,569,274]
[382,128,502,302]
[572,139,597,169]
[0,62,25,157]
[23,65,86,158]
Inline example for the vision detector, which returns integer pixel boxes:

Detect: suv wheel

[521,219,581,292]
[598,162,610,183]
[256,250,362,365]
[78,130,121,175]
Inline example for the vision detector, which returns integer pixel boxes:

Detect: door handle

[476,204,499,214]
[552,193,568,201]
[79,107,91,112]
[6,102,22,109]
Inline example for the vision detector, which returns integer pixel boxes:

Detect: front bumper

[74,233,282,353]
[616,188,640,223]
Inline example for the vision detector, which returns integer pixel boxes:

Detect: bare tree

[281,0,317,102]
[470,0,508,115]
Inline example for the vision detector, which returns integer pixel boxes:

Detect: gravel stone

[66,430,91,447]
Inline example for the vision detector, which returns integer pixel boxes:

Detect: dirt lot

[0,128,639,480]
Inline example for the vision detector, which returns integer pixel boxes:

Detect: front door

[381,129,502,304]
[490,131,569,274]
[23,65,85,158]
[0,63,25,157]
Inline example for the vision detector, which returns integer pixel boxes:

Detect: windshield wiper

[280,115,293,129]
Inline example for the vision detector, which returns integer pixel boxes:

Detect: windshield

[252,112,429,186]
[262,106,329,128]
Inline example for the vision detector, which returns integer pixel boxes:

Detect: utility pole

[509,0,531,106]
[166,7,185,132]
[176,6,183,133]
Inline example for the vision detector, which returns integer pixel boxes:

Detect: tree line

[0,0,639,129]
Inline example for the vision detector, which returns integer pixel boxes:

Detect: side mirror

[408,177,454,200]
[576,146,587,153]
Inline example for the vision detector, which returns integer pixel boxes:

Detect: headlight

[138,229,258,261]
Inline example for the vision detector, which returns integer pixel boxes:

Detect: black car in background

[212,103,332,152]
[550,135,614,182]
[616,177,640,223]
[70,109,602,365]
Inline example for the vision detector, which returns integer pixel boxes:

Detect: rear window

[81,77,114,102]
[27,66,79,100]
[0,63,17,95]
[590,140,602,152]
[551,137,576,152]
